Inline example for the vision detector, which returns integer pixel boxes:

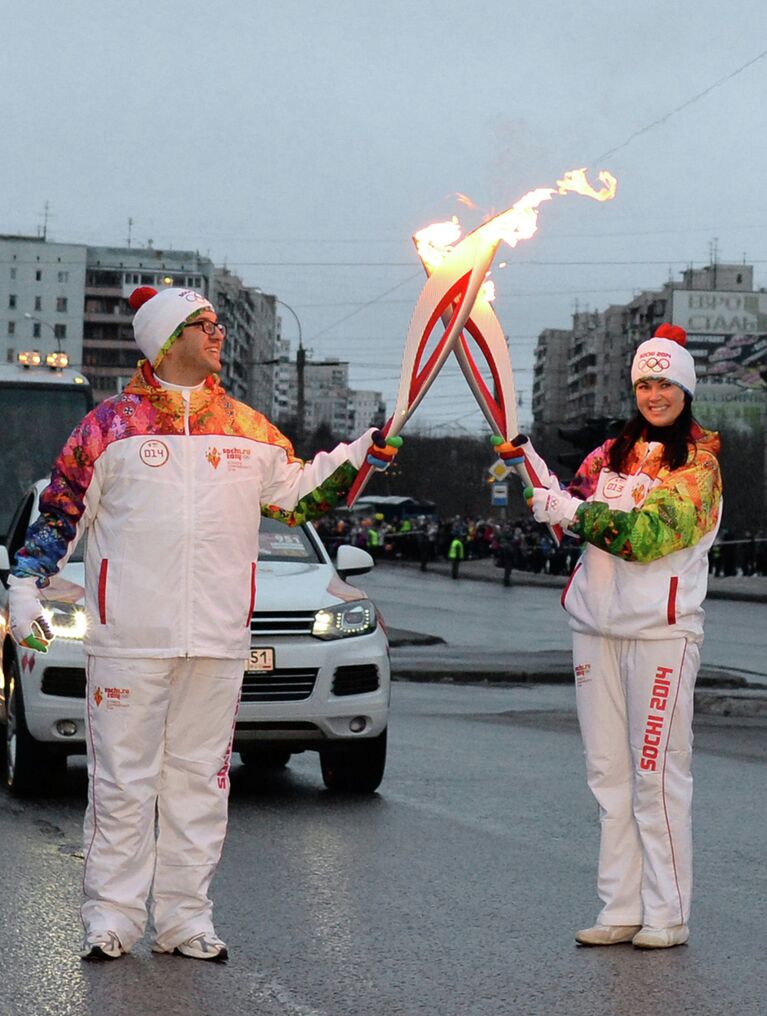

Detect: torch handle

[507,439,563,546]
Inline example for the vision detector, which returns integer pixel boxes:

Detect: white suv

[0,482,390,796]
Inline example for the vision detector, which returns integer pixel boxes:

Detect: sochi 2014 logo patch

[637,351,671,374]
[575,663,592,686]
[93,687,103,707]
[206,447,221,470]
[139,439,170,468]
[178,290,209,305]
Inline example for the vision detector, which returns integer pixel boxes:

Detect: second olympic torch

[346,169,617,508]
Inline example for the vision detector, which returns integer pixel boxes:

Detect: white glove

[529,488,583,528]
[8,575,54,653]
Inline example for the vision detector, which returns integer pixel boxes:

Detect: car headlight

[312,599,377,640]
[41,601,87,640]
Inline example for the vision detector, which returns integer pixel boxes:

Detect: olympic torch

[346,169,617,509]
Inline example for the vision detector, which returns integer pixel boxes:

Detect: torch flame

[413,217,462,273]
[414,168,617,267]
[556,168,617,201]
[481,278,496,303]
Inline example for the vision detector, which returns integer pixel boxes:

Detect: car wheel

[239,748,292,769]
[5,656,65,797]
[320,729,387,794]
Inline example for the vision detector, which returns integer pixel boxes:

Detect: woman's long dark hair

[607,393,697,474]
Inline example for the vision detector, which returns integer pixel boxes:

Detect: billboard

[671,289,767,335]
[672,290,767,390]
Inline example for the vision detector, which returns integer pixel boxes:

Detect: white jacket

[562,429,722,642]
[14,366,373,658]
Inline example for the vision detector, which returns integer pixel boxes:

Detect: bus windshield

[0,385,92,538]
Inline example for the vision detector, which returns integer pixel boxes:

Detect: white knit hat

[631,323,696,397]
[129,286,214,366]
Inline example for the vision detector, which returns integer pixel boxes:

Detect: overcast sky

[3,1,767,432]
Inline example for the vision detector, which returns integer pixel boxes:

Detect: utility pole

[273,298,305,449]
[296,341,306,449]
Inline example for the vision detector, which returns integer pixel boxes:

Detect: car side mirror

[335,544,374,579]
[0,544,10,586]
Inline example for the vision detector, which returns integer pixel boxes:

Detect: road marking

[244,969,329,1016]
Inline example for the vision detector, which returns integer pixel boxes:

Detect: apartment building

[0,235,87,367]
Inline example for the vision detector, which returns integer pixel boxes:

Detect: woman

[527,323,722,949]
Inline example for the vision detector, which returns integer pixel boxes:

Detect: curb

[378,558,767,603]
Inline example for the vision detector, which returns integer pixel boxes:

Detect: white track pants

[82,656,243,950]
[573,633,698,928]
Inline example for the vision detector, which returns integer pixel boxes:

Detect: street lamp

[254,290,306,447]
[24,312,63,353]
[274,298,306,447]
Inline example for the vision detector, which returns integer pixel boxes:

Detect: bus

[0,360,93,539]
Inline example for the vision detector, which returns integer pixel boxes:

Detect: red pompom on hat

[128,286,158,311]
[653,322,687,347]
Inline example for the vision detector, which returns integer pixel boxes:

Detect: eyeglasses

[186,319,227,339]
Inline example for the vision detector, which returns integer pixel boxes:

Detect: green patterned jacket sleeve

[570,449,721,563]
[260,461,358,527]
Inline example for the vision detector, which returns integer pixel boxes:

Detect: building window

[56,297,68,312]
[9,268,16,279]
[6,348,15,362]
[35,269,42,281]
[8,321,15,336]
[58,271,69,283]
[33,323,41,338]
[8,294,16,309]
[34,296,42,311]
[54,324,66,340]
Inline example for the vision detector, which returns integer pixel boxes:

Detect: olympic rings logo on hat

[178,290,208,304]
[638,353,671,373]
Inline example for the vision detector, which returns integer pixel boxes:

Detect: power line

[592,47,767,165]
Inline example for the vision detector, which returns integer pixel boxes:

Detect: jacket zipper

[182,389,193,655]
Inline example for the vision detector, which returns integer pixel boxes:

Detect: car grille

[332,664,380,697]
[240,668,319,702]
[41,667,86,698]
[250,610,315,637]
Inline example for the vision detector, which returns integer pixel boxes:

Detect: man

[8,286,398,963]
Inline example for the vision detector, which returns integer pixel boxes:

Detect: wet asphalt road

[353,566,767,680]
[2,680,766,1016]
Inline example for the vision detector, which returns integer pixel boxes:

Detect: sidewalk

[379,555,767,602]
[387,632,767,720]
[378,557,767,718]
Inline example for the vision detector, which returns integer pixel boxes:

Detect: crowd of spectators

[313,512,767,583]
[313,512,582,583]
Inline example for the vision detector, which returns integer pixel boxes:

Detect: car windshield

[19,516,318,569]
[258,516,323,563]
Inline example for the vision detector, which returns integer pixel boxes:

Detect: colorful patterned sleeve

[570,448,722,563]
[261,462,359,527]
[13,408,108,587]
[259,425,372,525]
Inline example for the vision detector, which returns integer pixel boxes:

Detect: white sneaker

[575,923,642,946]
[154,931,229,962]
[80,930,125,961]
[633,924,689,949]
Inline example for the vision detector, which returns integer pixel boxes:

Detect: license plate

[247,648,275,673]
